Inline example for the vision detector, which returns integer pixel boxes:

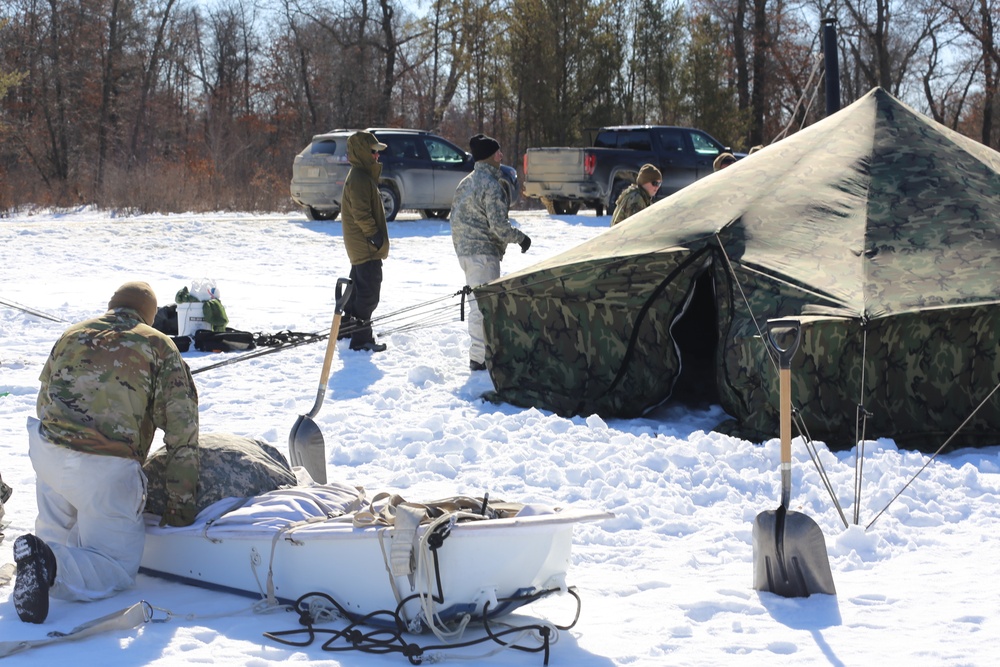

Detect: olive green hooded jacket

[342,132,390,265]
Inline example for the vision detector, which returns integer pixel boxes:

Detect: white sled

[140,484,610,631]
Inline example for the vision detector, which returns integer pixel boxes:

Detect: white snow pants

[458,254,501,365]
[27,417,147,601]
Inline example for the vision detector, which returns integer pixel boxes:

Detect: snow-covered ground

[1,208,998,666]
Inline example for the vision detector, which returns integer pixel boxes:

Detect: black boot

[337,316,360,340]
[13,534,56,624]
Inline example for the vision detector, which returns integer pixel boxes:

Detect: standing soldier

[451,133,531,372]
[340,131,390,353]
[13,281,200,624]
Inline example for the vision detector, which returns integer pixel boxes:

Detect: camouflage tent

[477,88,1000,451]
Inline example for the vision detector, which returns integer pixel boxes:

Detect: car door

[653,128,701,195]
[378,134,435,208]
[686,130,726,179]
[423,136,472,207]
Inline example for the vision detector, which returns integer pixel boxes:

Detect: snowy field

[1,207,998,666]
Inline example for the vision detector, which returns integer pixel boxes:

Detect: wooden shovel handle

[767,319,801,505]
[307,278,353,418]
[318,278,354,387]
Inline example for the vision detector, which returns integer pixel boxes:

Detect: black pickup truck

[522,125,734,216]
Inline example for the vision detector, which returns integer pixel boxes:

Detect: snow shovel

[752,319,836,597]
[288,278,353,484]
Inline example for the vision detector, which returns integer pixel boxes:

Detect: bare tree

[939,0,999,146]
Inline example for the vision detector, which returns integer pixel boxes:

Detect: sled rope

[262,580,577,665]
[0,297,68,322]
[772,50,824,143]
[0,593,295,661]
[0,600,152,659]
[866,378,1000,530]
[191,288,468,375]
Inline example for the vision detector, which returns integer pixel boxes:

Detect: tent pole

[822,18,841,116]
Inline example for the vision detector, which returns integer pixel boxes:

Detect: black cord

[262,583,578,665]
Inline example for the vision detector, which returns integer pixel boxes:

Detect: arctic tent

[477,88,1000,451]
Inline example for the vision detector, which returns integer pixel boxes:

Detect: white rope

[772,52,825,143]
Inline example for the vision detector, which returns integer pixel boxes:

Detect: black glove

[368,233,384,250]
[519,235,532,253]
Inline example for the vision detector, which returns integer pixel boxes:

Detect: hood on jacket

[347,131,387,177]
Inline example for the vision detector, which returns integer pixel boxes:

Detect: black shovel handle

[766,319,802,370]
[334,277,353,314]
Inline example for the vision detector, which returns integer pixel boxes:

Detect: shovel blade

[752,507,836,597]
[288,415,327,484]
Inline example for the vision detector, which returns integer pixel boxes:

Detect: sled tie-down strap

[352,492,524,528]
[352,493,527,582]
[0,601,150,659]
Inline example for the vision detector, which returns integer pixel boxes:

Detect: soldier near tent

[610,163,662,227]
[451,133,531,372]
[14,281,200,624]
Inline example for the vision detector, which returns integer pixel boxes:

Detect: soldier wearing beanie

[713,152,736,171]
[15,281,200,624]
[107,280,158,325]
[451,133,532,372]
[611,163,662,226]
[469,133,501,162]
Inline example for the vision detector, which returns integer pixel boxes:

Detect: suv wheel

[305,206,339,221]
[379,185,400,222]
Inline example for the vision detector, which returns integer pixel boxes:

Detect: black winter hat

[469,134,500,161]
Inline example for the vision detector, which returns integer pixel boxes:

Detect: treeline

[0,0,996,214]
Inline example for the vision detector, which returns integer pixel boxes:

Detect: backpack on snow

[193,328,256,353]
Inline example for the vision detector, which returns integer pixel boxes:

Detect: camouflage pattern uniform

[31,305,199,600]
[451,161,525,259]
[451,161,528,365]
[610,184,652,226]
[144,433,296,516]
[477,88,1000,452]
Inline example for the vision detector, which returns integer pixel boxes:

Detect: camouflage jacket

[451,162,526,258]
[37,307,200,521]
[610,184,652,226]
[342,134,389,266]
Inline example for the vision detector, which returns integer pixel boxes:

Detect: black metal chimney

[822,18,841,115]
